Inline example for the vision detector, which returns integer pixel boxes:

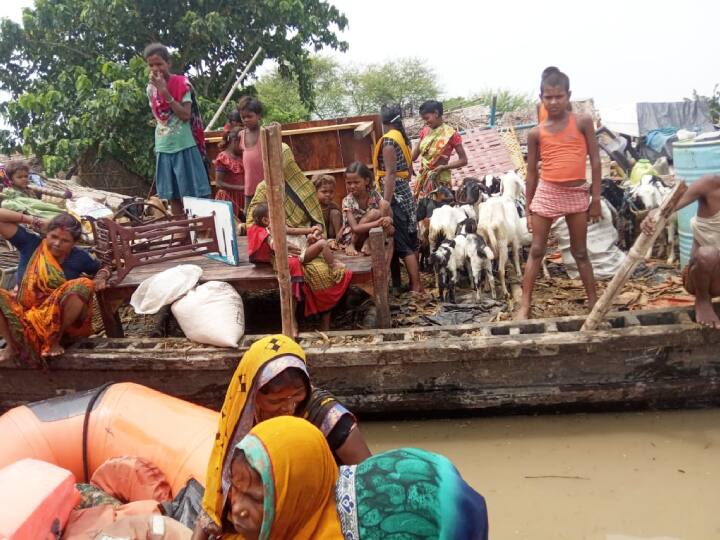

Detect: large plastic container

[673,139,720,267]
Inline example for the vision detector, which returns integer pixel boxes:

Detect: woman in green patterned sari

[225,416,489,540]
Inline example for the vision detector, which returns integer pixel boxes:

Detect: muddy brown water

[362,409,720,540]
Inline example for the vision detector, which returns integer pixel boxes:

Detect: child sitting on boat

[340,161,394,256]
[247,202,343,269]
[642,174,720,329]
[312,174,342,248]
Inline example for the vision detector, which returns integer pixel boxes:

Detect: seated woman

[221,416,489,540]
[340,161,394,258]
[246,144,352,331]
[194,334,372,540]
[0,210,108,366]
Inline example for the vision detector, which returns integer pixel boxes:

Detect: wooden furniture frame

[91,215,219,286]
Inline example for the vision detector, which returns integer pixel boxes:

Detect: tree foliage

[0,0,347,180]
[689,84,719,124]
[443,89,534,113]
[256,56,440,121]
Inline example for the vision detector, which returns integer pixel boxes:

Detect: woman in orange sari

[0,210,108,366]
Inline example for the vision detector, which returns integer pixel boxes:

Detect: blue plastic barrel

[672,139,720,267]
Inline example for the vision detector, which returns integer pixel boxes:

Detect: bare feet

[43,342,65,357]
[695,300,720,329]
[345,245,358,257]
[515,304,531,320]
[361,240,371,256]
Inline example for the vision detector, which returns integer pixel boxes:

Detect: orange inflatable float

[0,382,220,495]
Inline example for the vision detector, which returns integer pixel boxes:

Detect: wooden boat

[1,303,718,416]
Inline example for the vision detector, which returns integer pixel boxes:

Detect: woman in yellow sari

[193,334,371,540]
[373,105,423,293]
[412,100,468,198]
[222,416,489,540]
[0,210,108,366]
[246,145,352,331]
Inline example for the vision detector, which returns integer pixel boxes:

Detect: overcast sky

[2,0,718,114]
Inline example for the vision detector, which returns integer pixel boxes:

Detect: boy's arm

[525,127,540,216]
[579,114,602,219]
[641,174,720,234]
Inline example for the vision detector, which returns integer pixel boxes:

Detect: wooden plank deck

[96,235,384,337]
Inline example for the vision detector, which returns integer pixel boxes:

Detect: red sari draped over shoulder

[0,240,94,367]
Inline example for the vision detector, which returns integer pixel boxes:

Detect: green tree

[347,58,439,115]
[0,0,347,181]
[255,70,310,124]
[446,89,534,113]
[689,84,719,124]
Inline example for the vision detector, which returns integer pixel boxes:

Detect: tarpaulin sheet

[636,101,714,137]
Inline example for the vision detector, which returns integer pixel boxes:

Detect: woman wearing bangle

[0,209,106,365]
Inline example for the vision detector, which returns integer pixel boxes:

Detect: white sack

[551,200,626,280]
[130,264,203,315]
[171,281,245,347]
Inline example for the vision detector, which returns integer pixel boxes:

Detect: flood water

[362,409,720,540]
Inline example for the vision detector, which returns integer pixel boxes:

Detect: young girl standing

[517,68,601,320]
[213,127,245,218]
[144,43,210,216]
[238,96,264,209]
[340,162,394,257]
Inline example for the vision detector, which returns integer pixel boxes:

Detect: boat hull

[1,305,718,416]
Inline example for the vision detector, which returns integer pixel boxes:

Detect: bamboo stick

[582,181,687,331]
[205,46,263,132]
[261,123,296,337]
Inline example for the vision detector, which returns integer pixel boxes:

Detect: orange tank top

[539,113,587,182]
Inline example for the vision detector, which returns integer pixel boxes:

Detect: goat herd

[415,172,676,305]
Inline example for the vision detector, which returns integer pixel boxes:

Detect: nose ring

[240,510,249,518]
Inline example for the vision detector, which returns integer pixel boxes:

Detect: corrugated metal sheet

[450,127,515,188]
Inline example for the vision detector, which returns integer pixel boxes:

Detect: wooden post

[261,123,296,337]
[369,227,391,328]
[582,181,687,331]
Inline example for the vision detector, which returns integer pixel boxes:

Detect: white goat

[429,204,476,251]
[463,230,496,301]
[633,175,676,264]
[476,172,526,297]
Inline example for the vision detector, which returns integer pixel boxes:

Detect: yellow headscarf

[201,335,310,532]
[240,416,342,540]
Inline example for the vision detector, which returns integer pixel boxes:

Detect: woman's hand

[149,72,168,93]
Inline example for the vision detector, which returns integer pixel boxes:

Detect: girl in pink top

[238,97,264,208]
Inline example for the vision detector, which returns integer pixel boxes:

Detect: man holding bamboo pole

[642,174,720,329]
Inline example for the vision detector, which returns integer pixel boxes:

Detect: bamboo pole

[204,46,263,132]
[261,123,296,337]
[582,181,687,331]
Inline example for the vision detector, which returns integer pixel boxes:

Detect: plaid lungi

[529,180,590,220]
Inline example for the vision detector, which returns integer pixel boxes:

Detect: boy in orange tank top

[517,68,602,320]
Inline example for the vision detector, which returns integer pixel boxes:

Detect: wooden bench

[95,229,390,337]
